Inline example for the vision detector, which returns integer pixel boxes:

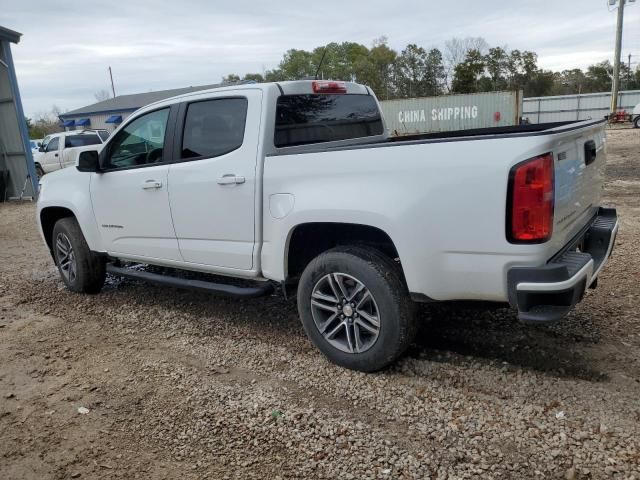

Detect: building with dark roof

[58,83,221,132]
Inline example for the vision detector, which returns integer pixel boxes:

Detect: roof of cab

[140,80,370,113]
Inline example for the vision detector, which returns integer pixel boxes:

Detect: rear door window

[181,98,248,160]
[274,94,383,148]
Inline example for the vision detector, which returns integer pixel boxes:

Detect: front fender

[37,169,104,252]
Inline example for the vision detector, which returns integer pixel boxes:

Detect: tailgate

[551,121,606,249]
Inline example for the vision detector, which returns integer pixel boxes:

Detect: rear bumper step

[507,207,618,323]
[106,264,274,298]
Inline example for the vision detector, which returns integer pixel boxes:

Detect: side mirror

[77,150,100,173]
[39,145,45,152]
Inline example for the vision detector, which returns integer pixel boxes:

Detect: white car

[633,102,640,128]
[36,80,618,371]
[35,130,109,176]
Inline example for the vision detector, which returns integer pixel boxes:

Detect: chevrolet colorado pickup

[37,80,618,371]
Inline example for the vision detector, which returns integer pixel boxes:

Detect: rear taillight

[507,153,554,243]
[312,81,347,94]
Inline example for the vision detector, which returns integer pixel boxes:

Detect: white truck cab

[35,130,109,176]
[36,80,618,371]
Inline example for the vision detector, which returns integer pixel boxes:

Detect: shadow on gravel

[408,303,607,382]
[103,273,607,382]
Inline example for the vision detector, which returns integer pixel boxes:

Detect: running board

[106,264,274,298]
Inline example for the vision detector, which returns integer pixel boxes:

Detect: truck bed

[276,119,606,156]
[388,120,587,142]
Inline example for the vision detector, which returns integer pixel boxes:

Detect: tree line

[223,36,640,100]
[27,36,640,138]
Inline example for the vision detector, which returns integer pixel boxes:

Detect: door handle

[217,174,245,185]
[142,179,163,190]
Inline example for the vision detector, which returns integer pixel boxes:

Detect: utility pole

[610,0,625,115]
[627,53,632,89]
[108,66,116,98]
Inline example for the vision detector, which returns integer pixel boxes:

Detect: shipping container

[379,90,523,136]
[523,90,640,123]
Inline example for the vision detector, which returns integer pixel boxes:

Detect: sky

[3,0,639,118]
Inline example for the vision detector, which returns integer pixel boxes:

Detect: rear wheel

[297,246,416,372]
[52,217,106,294]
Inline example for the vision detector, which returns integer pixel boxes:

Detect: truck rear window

[274,94,383,148]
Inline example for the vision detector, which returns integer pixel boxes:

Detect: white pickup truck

[35,130,109,176]
[36,80,618,371]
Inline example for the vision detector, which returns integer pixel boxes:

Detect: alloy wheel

[56,232,77,284]
[310,273,381,354]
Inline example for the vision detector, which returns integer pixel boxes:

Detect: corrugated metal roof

[0,26,21,44]
[60,83,222,118]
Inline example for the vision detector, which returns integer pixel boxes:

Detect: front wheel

[297,246,416,372]
[35,164,45,178]
[634,116,640,129]
[52,217,106,294]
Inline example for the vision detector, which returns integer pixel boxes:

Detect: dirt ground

[1,128,639,480]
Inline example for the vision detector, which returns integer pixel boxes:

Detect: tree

[585,61,612,92]
[485,47,508,91]
[395,44,428,98]
[94,89,112,102]
[424,49,446,96]
[275,49,315,80]
[242,73,264,83]
[354,37,397,100]
[222,74,241,84]
[452,49,486,93]
[29,106,64,138]
[444,37,489,91]
[552,69,588,94]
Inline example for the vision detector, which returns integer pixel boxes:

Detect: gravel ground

[1,128,639,479]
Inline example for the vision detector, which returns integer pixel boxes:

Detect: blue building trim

[2,39,38,196]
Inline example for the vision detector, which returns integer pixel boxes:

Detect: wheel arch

[40,206,77,256]
[284,222,404,284]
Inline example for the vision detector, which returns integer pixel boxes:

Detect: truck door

[168,90,262,270]
[42,136,61,172]
[90,106,182,262]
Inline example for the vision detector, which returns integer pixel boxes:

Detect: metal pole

[610,0,625,114]
[109,66,116,98]
[627,54,632,89]
[2,40,38,197]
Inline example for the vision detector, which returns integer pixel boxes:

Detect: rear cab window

[97,130,110,142]
[64,134,102,148]
[274,94,383,148]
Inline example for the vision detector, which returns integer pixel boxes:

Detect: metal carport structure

[0,25,37,201]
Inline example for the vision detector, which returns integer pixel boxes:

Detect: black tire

[52,217,106,294]
[634,116,640,129]
[35,164,45,178]
[297,246,416,372]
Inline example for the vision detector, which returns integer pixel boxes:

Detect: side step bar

[106,264,274,298]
